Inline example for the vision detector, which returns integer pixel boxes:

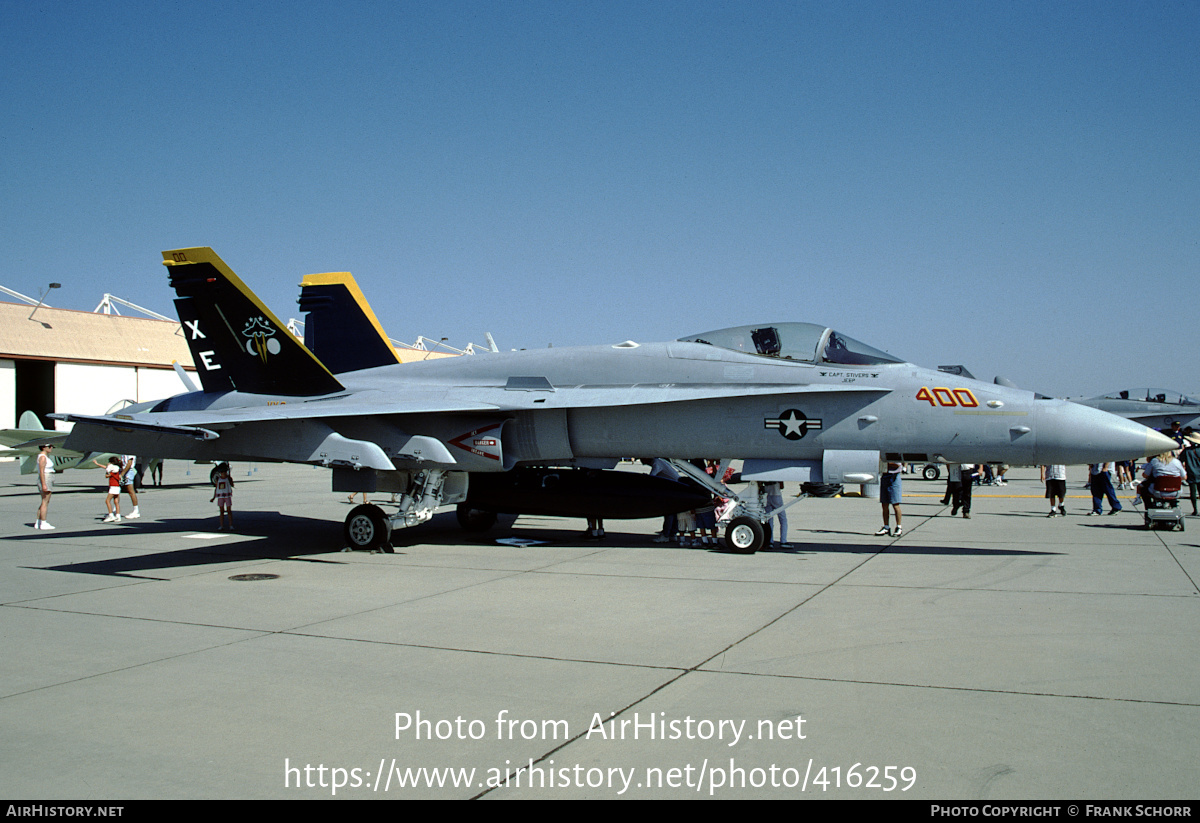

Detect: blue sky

[3,1,1197,397]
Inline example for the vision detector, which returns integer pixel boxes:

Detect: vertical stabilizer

[162,248,344,396]
[298,272,402,373]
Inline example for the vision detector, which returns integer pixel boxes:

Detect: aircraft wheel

[922,464,940,481]
[456,504,497,533]
[725,516,765,554]
[345,504,392,551]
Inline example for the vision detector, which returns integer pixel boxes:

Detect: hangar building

[0,301,196,431]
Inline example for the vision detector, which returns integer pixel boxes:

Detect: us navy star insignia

[765,409,822,440]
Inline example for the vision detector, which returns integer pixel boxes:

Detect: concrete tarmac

[1,461,1196,799]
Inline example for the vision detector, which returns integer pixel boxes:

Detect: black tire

[345,504,392,551]
[456,504,497,533]
[922,464,940,481]
[725,516,765,554]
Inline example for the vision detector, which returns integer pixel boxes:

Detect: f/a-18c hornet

[1078,389,1200,433]
[54,248,1177,553]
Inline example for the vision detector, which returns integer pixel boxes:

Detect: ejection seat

[1142,475,1185,531]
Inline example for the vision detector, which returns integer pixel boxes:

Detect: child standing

[102,456,122,522]
[210,462,234,530]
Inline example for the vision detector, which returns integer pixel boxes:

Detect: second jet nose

[1034,401,1180,465]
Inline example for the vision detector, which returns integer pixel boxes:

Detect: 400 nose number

[916,387,979,408]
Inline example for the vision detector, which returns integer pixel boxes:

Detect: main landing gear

[342,468,467,552]
[342,497,498,552]
[668,460,807,555]
[724,516,766,554]
[344,504,394,552]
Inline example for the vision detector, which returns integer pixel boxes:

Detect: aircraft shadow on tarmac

[430,512,1059,558]
[24,507,1058,579]
[766,539,1057,557]
[26,511,349,579]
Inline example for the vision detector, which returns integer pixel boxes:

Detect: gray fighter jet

[1078,389,1200,433]
[54,247,1177,553]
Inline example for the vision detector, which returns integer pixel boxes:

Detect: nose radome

[1144,428,1180,456]
[1034,401,1180,464]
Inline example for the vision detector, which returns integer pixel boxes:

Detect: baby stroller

[1142,475,1185,531]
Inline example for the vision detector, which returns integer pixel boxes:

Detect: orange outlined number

[931,387,957,406]
[916,387,978,407]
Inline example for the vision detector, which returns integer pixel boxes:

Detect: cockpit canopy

[678,323,903,366]
[1102,388,1198,406]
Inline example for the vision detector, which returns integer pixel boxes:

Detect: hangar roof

[0,301,195,369]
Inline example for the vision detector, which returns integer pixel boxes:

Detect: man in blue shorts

[120,454,141,519]
[876,461,903,537]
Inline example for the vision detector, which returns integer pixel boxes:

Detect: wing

[53,382,887,436]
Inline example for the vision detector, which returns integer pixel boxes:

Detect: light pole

[28,283,61,321]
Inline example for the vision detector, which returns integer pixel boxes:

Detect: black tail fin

[297,272,402,373]
[163,248,344,396]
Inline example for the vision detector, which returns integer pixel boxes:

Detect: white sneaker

[892,525,903,537]
[125,510,141,520]
[38,521,55,530]
[875,526,890,535]
[114,514,122,522]
[103,513,116,522]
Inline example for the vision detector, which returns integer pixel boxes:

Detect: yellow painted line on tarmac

[907,493,1135,500]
